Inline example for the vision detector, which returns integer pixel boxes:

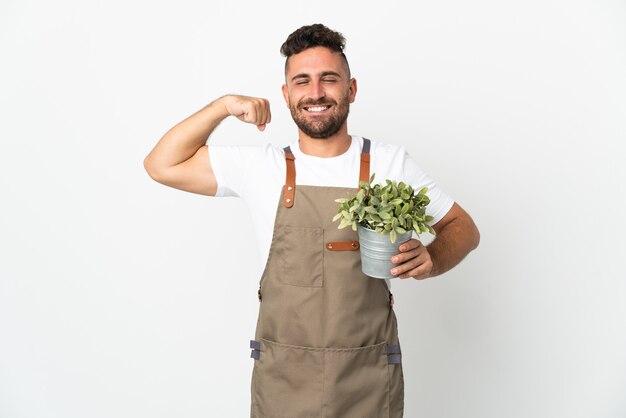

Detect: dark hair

[280,24,350,76]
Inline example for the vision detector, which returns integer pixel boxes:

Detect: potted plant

[333,173,436,279]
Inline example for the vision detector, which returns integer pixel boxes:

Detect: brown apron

[250,138,404,418]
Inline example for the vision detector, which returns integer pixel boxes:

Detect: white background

[1,0,625,417]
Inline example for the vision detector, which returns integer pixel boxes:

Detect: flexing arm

[143,95,271,196]
[391,203,480,280]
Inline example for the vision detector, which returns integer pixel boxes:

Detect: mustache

[297,98,336,108]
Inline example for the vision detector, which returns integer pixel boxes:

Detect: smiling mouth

[303,105,330,113]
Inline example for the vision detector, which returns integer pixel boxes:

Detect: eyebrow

[290,71,343,82]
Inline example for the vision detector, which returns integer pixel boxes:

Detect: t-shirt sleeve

[208,145,242,197]
[402,152,455,225]
[208,144,270,198]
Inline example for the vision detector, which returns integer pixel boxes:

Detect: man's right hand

[222,95,272,131]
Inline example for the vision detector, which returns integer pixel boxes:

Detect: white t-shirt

[208,136,454,287]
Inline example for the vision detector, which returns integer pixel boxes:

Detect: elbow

[470,223,480,251]
[143,155,163,182]
[472,227,481,250]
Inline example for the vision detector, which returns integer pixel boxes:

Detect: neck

[297,129,352,158]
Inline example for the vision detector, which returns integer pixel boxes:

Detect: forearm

[144,97,230,171]
[427,215,480,277]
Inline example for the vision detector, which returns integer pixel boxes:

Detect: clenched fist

[222,95,272,131]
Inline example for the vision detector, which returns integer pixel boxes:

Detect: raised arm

[143,95,271,196]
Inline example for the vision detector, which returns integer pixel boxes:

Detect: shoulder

[361,137,406,180]
[208,142,286,197]
[209,142,285,159]
[209,142,288,171]
[366,137,406,161]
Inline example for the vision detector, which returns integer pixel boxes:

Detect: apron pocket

[275,225,324,287]
[253,339,390,418]
[323,341,390,418]
[254,338,324,418]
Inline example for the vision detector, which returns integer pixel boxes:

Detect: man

[144,23,479,418]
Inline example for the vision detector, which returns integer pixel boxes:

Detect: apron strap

[387,343,402,364]
[250,340,261,360]
[359,137,371,184]
[282,146,296,208]
[388,354,402,364]
[282,138,371,208]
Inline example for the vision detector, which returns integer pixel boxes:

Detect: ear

[282,84,289,107]
[348,77,357,103]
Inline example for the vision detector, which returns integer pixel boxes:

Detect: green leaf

[390,230,397,243]
[395,227,407,234]
[332,213,342,222]
[369,214,382,222]
[356,189,366,203]
[338,218,353,229]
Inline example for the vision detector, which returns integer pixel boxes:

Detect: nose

[307,80,325,101]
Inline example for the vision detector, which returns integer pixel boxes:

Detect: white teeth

[307,106,328,112]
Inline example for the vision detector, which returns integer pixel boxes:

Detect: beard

[289,96,350,139]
